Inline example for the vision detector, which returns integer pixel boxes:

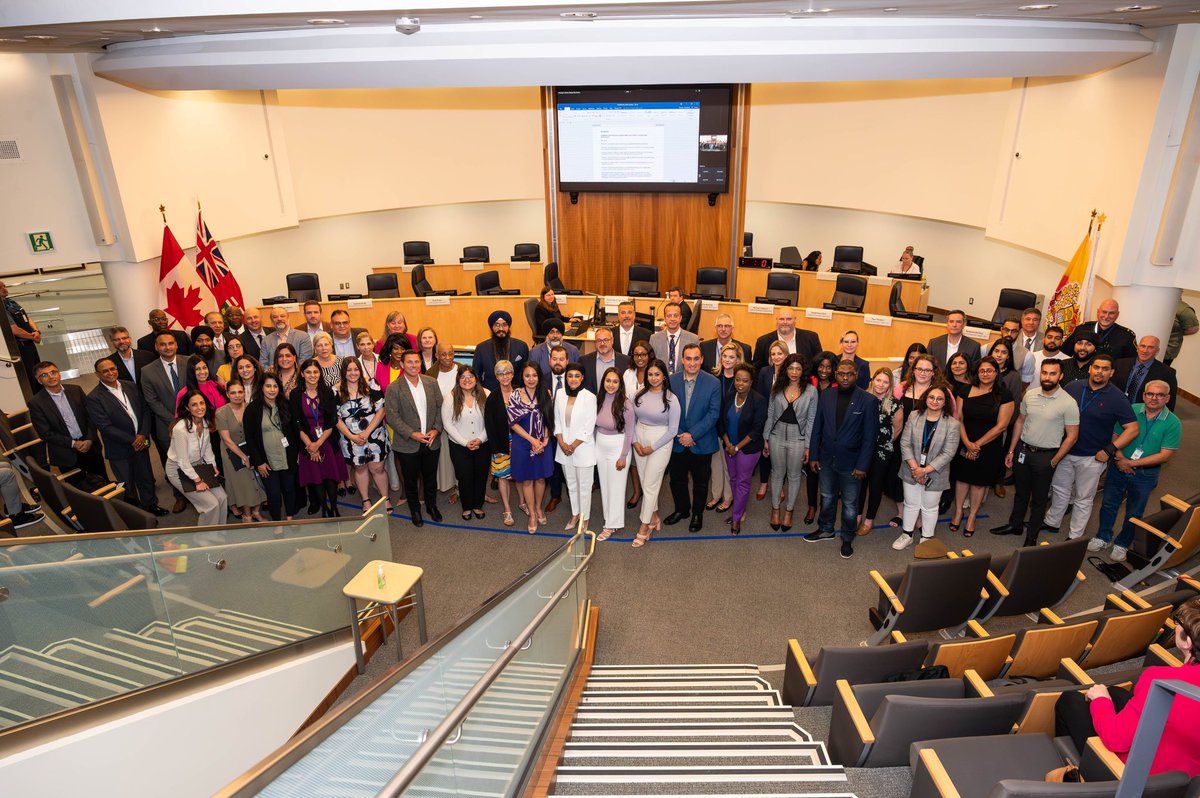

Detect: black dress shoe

[147,505,170,517]
[688,514,703,533]
[411,509,424,527]
[990,524,1023,535]
[307,500,321,515]
[663,512,688,526]
[427,505,443,523]
[1039,524,1060,534]
[731,520,741,535]
[626,495,641,509]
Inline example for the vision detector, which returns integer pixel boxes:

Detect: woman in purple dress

[509,363,556,534]
[290,358,349,517]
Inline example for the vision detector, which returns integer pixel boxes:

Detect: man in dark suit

[86,357,167,515]
[107,325,155,385]
[1063,298,1138,362]
[612,300,651,356]
[1114,335,1178,411]
[328,309,368,358]
[473,310,530,393]
[580,326,630,395]
[221,305,246,339]
[666,287,692,330]
[136,308,192,355]
[752,307,822,369]
[664,344,722,533]
[140,330,188,512]
[237,309,267,363]
[28,361,108,484]
[385,349,445,527]
[927,309,982,369]
[699,312,752,371]
[803,360,880,558]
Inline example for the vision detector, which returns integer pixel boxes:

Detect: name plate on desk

[815,273,837,282]
[863,314,893,327]
[748,303,776,315]
[700,299,721,311]
[964,327,992,341]
[281,303,300,313]
[347,298,374,309]
[425,295,451,307]
[509,262,531,270]
[401,265,415,273]
[868,276,893,286]
[804,307,834,321]
[462,263,485,272]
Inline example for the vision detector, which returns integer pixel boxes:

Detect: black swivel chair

[460,245,490,263]
[831,245,865,273]
[543,262,582,295]
[627,264,660,298]
[690,268,729,301]
[366,273,400,298]
[475,270,518,296]
[411,265,458,297]
[742,231,753,257]
[824,274,869,313]
[991,288,1039,325]
[756,272,799,306]
[888,281,933,321]
[778,246,804,268]
[512,243,541,262]
[285,273,321,302]
[403,241,435,265]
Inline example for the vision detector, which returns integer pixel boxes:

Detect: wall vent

[0,140,20,161]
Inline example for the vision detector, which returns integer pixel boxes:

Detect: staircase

[0,609,318,730]
[552,663,855,797]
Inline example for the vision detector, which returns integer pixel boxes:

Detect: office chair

[411,265,458,297]
[366,273,400,298]
[831,245,865,273]
[285,273,321,302]
[779,246,804,268]
[991,288,1039,325]
[824,274,868,313]
[756,272,799,306]
[544,262,582,295]
[690,268,728,300]
[512,243,541,262]
[888,281,933,321]
[475,270,518,296]
[627,264,660,298]
[743,231,753,257]
[403,241,434,265]
[460,245,490,263]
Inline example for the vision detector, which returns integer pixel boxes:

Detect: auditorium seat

[778,246,804,268]
[366,273,400,298]
[756,272,799,306]
[831,245,864,273]
[512,243,540,262]
[475,270,518,296]
[889,281,933,321]
[460,245,490,263]
[824,274,868,313]
[285,273,320,302]
[544,261,582,294]
[991,288,1039,325]
[403,241,435,265]
[410,265,458,297]
[691,268,728,300]
[627,264,660,298]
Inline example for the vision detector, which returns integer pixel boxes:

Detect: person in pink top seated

[1056,596,1200,776]
[375,334,408,392]
[177,354,227,411]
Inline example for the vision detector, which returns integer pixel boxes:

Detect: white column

[101,258,159,333]
[1109,284,1180,349]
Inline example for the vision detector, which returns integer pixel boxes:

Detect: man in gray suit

[140,330,188,512]
[261,306,313,367]
[87,357,167,515]
[385,349,444,527]
[328,309,368,357]
[927,309,981,370]
[650,302,700,375]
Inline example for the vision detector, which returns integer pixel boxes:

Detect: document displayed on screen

[558,102,700,184]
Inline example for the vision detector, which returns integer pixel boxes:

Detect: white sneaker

[1111,546,1128,562]
[1087,538,1109,552]
[892,533,914,550]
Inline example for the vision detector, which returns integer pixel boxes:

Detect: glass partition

[0,503,391,731]
[242,531,592,798]
[4,267,116,378]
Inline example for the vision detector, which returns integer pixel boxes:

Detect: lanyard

[921,417,940,453]
[1079,387,1100,415]
[1137,412,1162,451]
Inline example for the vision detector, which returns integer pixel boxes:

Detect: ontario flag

[195,206,245,309]
[1046,213,1102,337]
[160,224,204,330]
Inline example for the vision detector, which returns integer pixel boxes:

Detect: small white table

[343,560,428,674]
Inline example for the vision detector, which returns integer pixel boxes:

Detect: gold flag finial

[159,204,167,223]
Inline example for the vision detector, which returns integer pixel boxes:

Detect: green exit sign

[27,231,54,253]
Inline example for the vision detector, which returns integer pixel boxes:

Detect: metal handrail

[377,525,596,797]
[1115,678,1200,797]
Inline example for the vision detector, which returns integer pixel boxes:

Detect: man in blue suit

[804,360,880,558]
[664,343,722,533]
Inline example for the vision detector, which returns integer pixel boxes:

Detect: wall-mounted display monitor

[554,85,732,194]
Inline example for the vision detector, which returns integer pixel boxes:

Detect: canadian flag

[159,224,205,330]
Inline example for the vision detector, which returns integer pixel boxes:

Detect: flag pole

[1081,210,1106,320]
[159,204,167,224]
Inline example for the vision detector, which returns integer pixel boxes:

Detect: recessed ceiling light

[306,18,344,25]
[1114,4,1160,9]
[560,11,597,18]
[1017,4,1057,9]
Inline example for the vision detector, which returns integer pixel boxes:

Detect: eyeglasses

[914,367,934,374]
[1143,392,1168,398]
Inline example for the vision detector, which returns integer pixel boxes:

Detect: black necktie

[556,375,563,393]
[1126,361,1148,403]
[168,362,179,393]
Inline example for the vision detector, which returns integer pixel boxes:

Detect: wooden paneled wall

[546,87,750,298]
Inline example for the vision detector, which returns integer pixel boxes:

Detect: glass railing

[6,267,116,378]
[221,528,594,798]
[0,502,392,732]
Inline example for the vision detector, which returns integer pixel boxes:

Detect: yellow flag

[1046,224,1092,336]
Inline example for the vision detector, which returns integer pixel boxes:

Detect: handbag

[177,462,222,492]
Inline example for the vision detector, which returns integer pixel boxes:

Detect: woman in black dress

[950,356,1015,536]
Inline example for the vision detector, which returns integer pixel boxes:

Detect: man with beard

[542,345,570,513]
[136,308,192,355]
[529,318,580,377]
[1063,299,1138,362]
[190,325,222,371]
[986,316,1035,385]
[1031,325,1070,374]
[261,306,312,367]
[1060,332,1097,385]
[473,310,529,393]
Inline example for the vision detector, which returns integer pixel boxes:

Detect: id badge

[315,426,324,438]
[1130,449,1143,461]
[919,453,928,467]
[281,437,289,448]
[1017,451,1026,464]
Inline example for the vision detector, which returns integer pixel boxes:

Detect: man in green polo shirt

[1090,379,1181,561]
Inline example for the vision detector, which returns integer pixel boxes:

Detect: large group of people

[18,289,1183,566]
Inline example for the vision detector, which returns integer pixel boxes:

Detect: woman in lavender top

[630,359,680,548]
[594,367,635,542]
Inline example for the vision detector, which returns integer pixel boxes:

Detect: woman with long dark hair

[764,353,817,531]
[892,342,928,387]
[214,380,266,523]
[894,385,960,550]
[335,356,392,513]
[946,351,975,400]
[950,356,1015,536]
[622,339,653,508]
[719,363,767,535]
[858,367,904,536]
[554,362,597,531]
[755,339,790,502]
[166,390,228,526]
[179,354,227,410]
[509,363,555,534]
[631,359,679,548]
[443,365,491,520]
[272,343,300,398]
[290,358,349,517]
[595,367,634,541]
[243,374,301,520]
[534,286,571,335]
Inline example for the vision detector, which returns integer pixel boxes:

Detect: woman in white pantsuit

[894,385,960,550]
[595,367,636,541]
[554,364,598,530]
[166,389,229,526]
[630,359,680,548]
